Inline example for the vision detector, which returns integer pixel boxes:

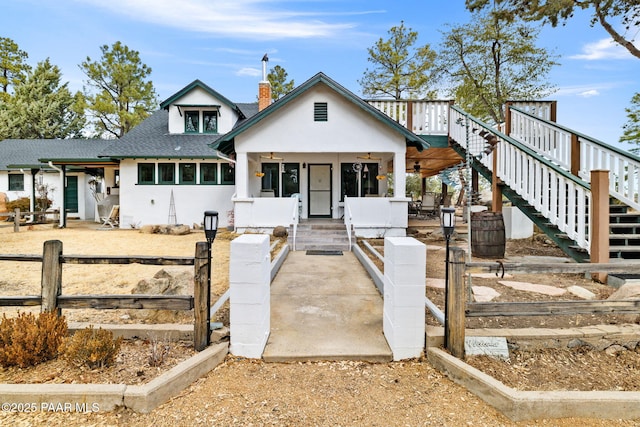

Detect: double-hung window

[158,163,175,184]
[185,111,199,133]
[200,163,217,185]
[203,111,218,133]
[138,163,155,185]
[8,174,24,191]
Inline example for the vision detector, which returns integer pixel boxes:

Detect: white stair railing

[344,196,353,250]
[450,107,592,252]
[509,106,640,212]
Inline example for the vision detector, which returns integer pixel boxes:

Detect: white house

[2,68,458,243]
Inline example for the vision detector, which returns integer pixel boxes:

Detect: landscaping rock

[608,283,640,300]
[0,192,7,213]
[168,224,191,235]
[605,344,626,356]
[273,226,288,238]
[139,225,158,234]
[129,268,194,322]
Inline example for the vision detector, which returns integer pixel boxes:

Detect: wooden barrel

[471,211,505,258]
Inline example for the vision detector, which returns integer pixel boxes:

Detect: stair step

[609,246,640,253]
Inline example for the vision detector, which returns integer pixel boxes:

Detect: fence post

[14,208,20,232]
[41,240,63,316]
[445,247,466,359]
[590,170,610,283]
[193,241,210,351]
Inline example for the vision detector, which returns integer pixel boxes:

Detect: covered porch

[232,150,410,239]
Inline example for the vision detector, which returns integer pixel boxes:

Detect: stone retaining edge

[0,341,229,414]
[125,341,228,413]
[427,346,640,421]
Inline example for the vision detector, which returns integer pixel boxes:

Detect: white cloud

[578,89,600,98]
[236,67,261,77]
[569,38,634,60]
[77,0,383,40]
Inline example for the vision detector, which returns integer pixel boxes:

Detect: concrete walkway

[263,251,392,362]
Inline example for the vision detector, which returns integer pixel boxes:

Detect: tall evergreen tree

[621,92,640,149]
[359,22,437,100]
[0,59,85,139]
[0,37,31,102]
[437,9,558,124]
[267,65,294,101]
[80,41,157,139]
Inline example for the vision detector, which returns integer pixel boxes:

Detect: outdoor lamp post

[203,211,218,336]
[441,207,456,343]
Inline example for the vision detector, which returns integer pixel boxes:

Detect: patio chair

[419,192,437,218]
[99,205,120,229]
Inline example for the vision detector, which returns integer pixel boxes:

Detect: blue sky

[4,0,639,147]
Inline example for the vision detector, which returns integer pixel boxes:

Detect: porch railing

[366,100,451,135]
[344,196,353,249]
[450,106,592,252]
[233,197,299,233]
[507,106,640,212]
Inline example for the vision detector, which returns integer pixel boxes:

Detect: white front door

[308,164,332,217]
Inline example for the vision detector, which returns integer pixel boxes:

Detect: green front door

[65,176,79,213]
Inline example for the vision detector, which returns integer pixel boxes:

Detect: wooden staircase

[288,220,354,252]
[452,140,640,262]
[609,203,640,260]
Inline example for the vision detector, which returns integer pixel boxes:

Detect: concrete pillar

[229,234,271,358]
[383,237,426,360]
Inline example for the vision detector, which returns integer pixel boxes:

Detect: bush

[0,312,68,368]
[5,197,30,212]
[64,326,122,369]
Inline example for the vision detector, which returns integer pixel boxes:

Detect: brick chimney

[258,53,271,111]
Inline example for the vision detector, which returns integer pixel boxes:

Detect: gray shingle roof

[100,104,259,159]
[0,139,108,170]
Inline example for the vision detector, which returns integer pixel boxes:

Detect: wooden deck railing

[366,99,452,135]
[0,240,212,351]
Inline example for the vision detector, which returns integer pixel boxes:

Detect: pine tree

[0,37,31,102]
[0,59,85,139]
[359,22,437,100]
[80,41,157,138]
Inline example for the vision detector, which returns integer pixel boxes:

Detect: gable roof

[210,72,429,154]
[160,79,244,118]
[0,139,110,170]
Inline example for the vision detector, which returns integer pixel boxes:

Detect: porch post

[235,152,249,198]
[393,151,406,198]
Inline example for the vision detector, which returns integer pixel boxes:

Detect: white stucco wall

[118,159,235,228]
[0,170,95,220]
[233,83,407,219]
[166,87,240,134]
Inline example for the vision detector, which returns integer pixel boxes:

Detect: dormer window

[185,111,199,133]
[203,111,218,133]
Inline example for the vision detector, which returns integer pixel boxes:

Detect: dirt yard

[0,221,639,426]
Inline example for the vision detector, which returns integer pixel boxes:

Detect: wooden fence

[0,208,60,232]
[0,239,212,351]
[445,247,640,358]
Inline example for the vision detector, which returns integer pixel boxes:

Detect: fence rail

[0,239,211,351]
[445,247,640,359]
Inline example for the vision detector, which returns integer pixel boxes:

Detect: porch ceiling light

[204,210,219,244]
